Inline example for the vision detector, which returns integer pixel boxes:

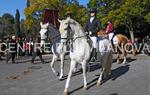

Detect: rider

[66,11,72,18]
[106,20,114,41]
[84,8,101,61]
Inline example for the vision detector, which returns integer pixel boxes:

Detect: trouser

[108,33,114,40]
[90,36,98,60]
[90,36,98,48]
[6,53,16,63]
[32,50,44,63]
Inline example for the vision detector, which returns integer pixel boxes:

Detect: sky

[0,0,89,19]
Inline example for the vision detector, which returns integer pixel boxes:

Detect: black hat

[66,11,72,17]
[89,8,97,13]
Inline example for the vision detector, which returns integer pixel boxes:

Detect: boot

[91,48,97,62]
[31,60,36,64]
[12,60,16,64]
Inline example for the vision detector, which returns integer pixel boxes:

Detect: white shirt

[90,17,95,23]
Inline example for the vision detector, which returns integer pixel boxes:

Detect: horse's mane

[48,23,58,30]
[69,18,85,36]
[47,23,61,43]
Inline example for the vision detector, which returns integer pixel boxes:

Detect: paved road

[0,54,149,95]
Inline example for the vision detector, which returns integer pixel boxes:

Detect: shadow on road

[113,57,136,64]
[109,64,130,80]
[58,70,82,81]
[87,64,130,90]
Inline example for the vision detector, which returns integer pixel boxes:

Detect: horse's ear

[45,23,49,27]
[40,22,43,26]
[66,17,71,20]
[58,19,62,23]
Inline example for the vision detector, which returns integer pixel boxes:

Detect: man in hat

[6,35,17,64]
[84,8,101,62]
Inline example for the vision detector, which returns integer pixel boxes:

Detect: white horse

[58,17,113,95]
[40,22,68,80]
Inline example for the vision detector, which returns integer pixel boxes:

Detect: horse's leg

[73,63,78,73]
[96,56,105,86]
[122,46,127,64]
[97,67,104,86]
[105,52,113,76]
[64,60,76,95]
[117,47,120,64]
[81,61,87,90]
[50,54,59,76]
[132,45,136,58]
[59,54,64,80]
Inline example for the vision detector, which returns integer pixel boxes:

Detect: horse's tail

[115,34,128,44]
[104,51,113,76]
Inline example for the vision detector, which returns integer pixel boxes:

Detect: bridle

[40,27,60,43]
[60,22,87,52]
[61,22,86,43]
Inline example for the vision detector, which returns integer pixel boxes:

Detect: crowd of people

[0,35,38,63]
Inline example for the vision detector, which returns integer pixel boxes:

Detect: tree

[15,9,20,37]
[24,0,88,30]
[0,13,15,39]
[1,13,14,25]
[27,0,30,7]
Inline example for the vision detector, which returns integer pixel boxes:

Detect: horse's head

[39,22,49,46]
[58,17,75,43]
[40,22,49,40]
[59,17,80,39]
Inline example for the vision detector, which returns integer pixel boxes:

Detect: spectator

[31,35,45,64]
[6,35,17,64]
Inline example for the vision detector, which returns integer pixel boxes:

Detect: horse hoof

[96,81,101,86]
[56,72,59,76]
[117,61,120,64]
[83,86,87,90]
[64,90,69,95]
[59,77,63,81]
[122,61,126,64]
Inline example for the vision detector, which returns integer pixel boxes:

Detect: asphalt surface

[0,54,149,95]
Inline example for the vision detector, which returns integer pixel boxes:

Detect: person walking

[84,8,101,62]
[31,34,45,64]
[6,36,17,64]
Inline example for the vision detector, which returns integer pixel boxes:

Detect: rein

[61,35,86,42]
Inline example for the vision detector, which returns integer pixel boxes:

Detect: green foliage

[27,0,30,7]
[145,12,150,23]
[15,9,20,36]
[23,0,150,37]
[1,13,14,24]
[98,0,150,28]
[0,13,15,39]
[24,0,88,29]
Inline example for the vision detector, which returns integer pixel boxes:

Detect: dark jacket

[33,36,42,55]
[84,17,101,36]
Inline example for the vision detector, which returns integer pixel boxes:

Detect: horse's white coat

[40,22,67,79]
[113,36,119,45]
[59,17,113,95]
